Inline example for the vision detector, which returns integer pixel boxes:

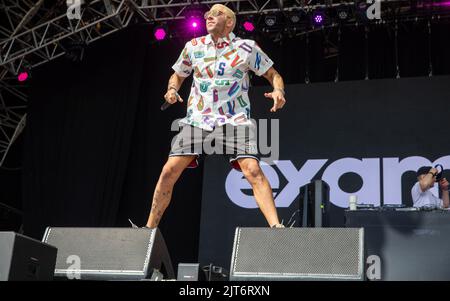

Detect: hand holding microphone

[161,87,183,111]
[439,178,449,191]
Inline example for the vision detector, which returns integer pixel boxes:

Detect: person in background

[411,166,449,208]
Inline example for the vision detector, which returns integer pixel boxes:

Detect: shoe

[271,223,285,228]
[128,219,152,229]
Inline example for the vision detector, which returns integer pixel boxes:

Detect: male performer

[145,4,286,228]
[411,166,449,208]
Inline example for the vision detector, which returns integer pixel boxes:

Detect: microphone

[160,101,171,111]
[161,91,182,111]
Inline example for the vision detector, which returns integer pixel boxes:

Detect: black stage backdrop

[17,22,450,271]
[199,75,450,270]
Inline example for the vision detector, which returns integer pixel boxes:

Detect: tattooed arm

[164,72,186,104]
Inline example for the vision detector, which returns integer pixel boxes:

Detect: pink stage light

[243,21,255,32]
[154,28,167,41]
[18,72,29,82]
[185,13,204,35]
[187,15,202,31]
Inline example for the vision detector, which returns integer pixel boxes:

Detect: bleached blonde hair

[207,4,236,32]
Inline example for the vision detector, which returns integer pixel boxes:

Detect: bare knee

[241,161,264,184]
[160,163,183,183]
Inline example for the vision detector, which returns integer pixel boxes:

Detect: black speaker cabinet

[299,180,330,227]
[42,227,174,280]
[0,232,57,281]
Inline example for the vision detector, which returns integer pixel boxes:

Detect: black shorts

[169,123,260,170]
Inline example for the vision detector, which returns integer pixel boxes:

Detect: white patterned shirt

[172,32,273,131]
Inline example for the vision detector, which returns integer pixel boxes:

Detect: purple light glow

[18,72,28,82]
[419,1,450,7]
[435,1,450,6]
[314,15,323,24]
[243,21,255,32]
[186,14,204,34]
[154,28,166,41]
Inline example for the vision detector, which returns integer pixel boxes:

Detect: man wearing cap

[144,4,286,229]
[411,166,449,208]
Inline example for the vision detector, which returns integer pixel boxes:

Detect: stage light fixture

[290,14,301,23]
[313,12,324,24]
[337,5,350,21]
[184,5,205,34]
[154,26,167,41]
[185,14,204,35]
[243,21,255,32]
[312,10,325,25]
[289,9,306,23]
[17,71,29,82]
[338,10,348,20]
[264,15,277,27]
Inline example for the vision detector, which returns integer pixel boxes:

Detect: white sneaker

[128,219,152,229]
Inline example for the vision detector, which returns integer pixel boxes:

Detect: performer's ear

[227,19,234,30]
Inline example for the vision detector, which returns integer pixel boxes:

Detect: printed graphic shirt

[172,32,273,131]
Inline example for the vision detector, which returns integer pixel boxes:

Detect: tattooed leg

[147,189,172,228]
[146,156,196,228]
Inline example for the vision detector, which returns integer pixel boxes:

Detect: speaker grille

[231,228,364,280]
[43,228,155,279]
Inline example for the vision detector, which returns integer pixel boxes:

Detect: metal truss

[0,0,134,166]
[0,67,27,167]
[0,0,136,75]
[1,0,422,75]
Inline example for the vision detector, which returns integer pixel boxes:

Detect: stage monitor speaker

[42,227,174,280]
[177,263,200,281]
[0,232,57,281]
[299,180,330,227]
[230,227,364,281]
